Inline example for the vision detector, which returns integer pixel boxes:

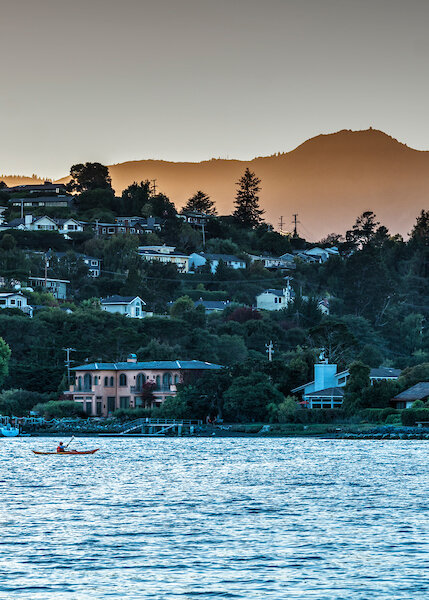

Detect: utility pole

[279,216,284,235]
[63,347,76,386]
[265,340,274,362]
[151,179,157,196]
[44,252,49,290]
[292,213,299,238]
[201,221,206,248]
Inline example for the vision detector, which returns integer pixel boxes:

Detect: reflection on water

[0,438,428,599]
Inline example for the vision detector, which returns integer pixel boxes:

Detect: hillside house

[256,283,294,311]
[194,299,231,313]
[138,245,189,273]
[28,276,69,299]
[66,354,223,415]
[0,292,33,317]
[7,215,83,237]
[9,195,73,209]
[50,252,102,277]
[189,253,246,274]
[390,382,429,409]
[292,360,402,409]
[3,182,67,195]
[249,254,296,270]
[101,296,151,318]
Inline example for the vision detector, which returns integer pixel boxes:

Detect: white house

[294,247,340,264]
[28,277,69,299]
[7,215,83,238]
[0,292,33,317]
[138,245,189,273]
[292,358,402,409]
[101,296,152,319]
[256,282,294,311]
[189,253,246,274]
[248,254,296,270]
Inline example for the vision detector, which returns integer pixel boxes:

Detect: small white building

[248,254,295,270]
[189,253,246,274]
[101,296,152,319]
[256,282,294,311]
[0,292,33,317]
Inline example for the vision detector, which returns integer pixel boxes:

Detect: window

[107,397,115,413]
[174,374,180,384]
[10,299,16,305]
[91,260,98,266]
[155,375,161,390]
[108,227,115,233]
[110,376,114,387]
[96,402,102,416]
[119,373,127,386]
[17,300,22,307]
[135,307,140,316]
[119,396,130,409]
[162,373,172,390]
[85,402,92,415]
[104,376,108,386]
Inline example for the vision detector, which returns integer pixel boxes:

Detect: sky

[1,0,429,179]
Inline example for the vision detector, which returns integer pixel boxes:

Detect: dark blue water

[0,438,428,599]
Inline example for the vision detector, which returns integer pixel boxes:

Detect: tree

[342,361,371,413]
[0,337,11,388]
[1,234,16,250]
[121,181,151,215]
[270,395,298,423]
[233,168,264,228]
[170,296,195,320]
[345,211,380,249]
[182,190,216,215]
[223,372,284,422]
[67,162,112,193]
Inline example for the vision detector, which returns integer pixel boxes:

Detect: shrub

[113,408,151,421]
[32,400,85,419]
[401,408,429,427]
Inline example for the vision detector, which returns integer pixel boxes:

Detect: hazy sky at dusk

[1,0,429,178]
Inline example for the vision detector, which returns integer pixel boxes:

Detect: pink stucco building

[65,354,222,417]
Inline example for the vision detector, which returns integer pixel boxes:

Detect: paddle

[64,436,75,449]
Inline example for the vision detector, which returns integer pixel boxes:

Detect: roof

[259,288,295,297]
[0,292,25,298]
[4,182,66,193]
[72,360,223,371]
[10,195,71,203]
[393,382,429,401]
[101,295,143,305]
[28,276,70,284]
[194,300,229,310]
[305,387,345,398]
[370,367,401,378]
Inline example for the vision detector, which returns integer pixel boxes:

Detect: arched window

[84,373,92,390]
[119,373,127,386]
[174,374,180,384]
[104,376,108,386]
[136,373,145,389]
[77,376,82,391]
[110,376,114,387]
[155,375,161,390]
[162,373,172,390]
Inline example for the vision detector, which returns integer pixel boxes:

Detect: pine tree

[233,168,264,228]
[182,190,216,215]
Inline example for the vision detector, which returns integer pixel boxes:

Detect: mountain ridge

[2,129,428,238]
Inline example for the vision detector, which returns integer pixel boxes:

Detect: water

[0,438,428,599]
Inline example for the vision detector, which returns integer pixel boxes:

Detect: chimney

[25,214,33,228]
[127,353,137,363]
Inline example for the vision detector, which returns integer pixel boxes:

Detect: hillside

[4,129,428,239]
[103,129,429,239]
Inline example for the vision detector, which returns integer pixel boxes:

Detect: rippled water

[0,438,428,599]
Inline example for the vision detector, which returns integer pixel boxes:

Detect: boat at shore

[32,449,99,455]
[1,424,20,437]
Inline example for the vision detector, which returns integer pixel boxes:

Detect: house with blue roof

[65,353,223,416]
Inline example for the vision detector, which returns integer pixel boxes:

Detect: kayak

[32,449,99,455]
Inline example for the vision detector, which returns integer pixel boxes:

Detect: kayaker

[57,441,65,453]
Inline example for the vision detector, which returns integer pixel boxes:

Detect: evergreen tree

[233,168,264,228]
[182,190,216,215]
